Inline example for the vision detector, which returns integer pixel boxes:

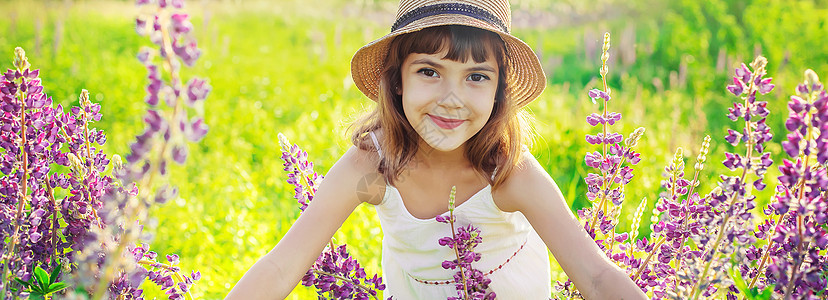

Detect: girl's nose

[437,90,464,109]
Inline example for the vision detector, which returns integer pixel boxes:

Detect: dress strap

[369,131,383,159]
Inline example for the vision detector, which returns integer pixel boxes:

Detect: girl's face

[398,47,499,153]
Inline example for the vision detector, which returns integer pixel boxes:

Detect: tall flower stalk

[577,31,646,285]
[0,29,204,299]
[556,31,647,298]
[63,0,210,298]
[685,56,775,300]
[278,133,385,300]
[555,26,827,299]
[436,186,495,300]
[747,69,828,298]
[0,47,60,296]
[581,32,645,241]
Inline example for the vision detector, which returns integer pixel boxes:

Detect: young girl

[228,0,646,298]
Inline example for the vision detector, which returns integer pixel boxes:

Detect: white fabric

[372,172,552,298]
[369,131,383,159]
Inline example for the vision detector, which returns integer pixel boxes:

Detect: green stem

[449,211,469,299]
[92,5,187,298]
[136,259,195,300]
[747,208,787,289]
[590,155,628,232]
[690,68,766,299]
[1,80,29,291]
[46,175,60,263]
[690,217,729,299]
[632,237,665,281]
[311,270,380,300]
[671,169,702,289]
[782,218,805,299]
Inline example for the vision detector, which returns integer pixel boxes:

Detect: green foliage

[12,264,68,300]
[0,0,826,298]
[728,261,773,300]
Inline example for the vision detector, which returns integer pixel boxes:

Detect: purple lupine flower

[278,134,384,298]
[675,57,776,299]
[569,33,650,298]
[301,244,384,299]
[727,77,745,95]
[278,133,324,212]
[51,1,209,298]
[0,49,101,295]
[756,69,828,298]
[185,77,210,106]
[434,186,495,300]
[586,113,602,126]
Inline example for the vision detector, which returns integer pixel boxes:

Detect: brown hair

[349,25,535,189]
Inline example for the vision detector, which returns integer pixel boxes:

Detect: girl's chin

[414,122,479,152]
[420,137,466,152]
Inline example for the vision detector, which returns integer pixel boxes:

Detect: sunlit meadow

[0,0,826,298]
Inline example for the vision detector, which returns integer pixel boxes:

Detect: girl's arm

[225,146,384,299]
[495,151,646,300]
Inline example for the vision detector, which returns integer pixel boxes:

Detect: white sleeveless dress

[368,132,552,299]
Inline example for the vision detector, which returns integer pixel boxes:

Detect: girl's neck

[412,141,470,171]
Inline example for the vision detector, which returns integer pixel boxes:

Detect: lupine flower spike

[278,133,385,299]
[685,56,775,300]
[561,31,647,298]
[748,69,828,299]
[436,186,495,300]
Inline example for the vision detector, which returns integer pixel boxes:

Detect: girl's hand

[494,151,647,300]
[225,146,384,299]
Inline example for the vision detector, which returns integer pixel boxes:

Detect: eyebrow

[410,57,497,73]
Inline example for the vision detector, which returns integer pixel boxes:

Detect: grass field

[1,0,826,298]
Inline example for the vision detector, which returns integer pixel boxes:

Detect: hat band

[391,3,509,33]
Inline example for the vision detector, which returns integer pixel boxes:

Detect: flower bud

[80,89,92,109]
[13,47,29,71]
[278,133,291,153]
[448,186,456,211]
[805,69,821,91]
[695,135,711,171]
[750,56,767,73]
[625,127,646,148]
[602,32,611,56]
[672,147,685,173]
[630,197,647,241]
[111,154,124,172]
[68,153,85,178]
[650,206,661,225]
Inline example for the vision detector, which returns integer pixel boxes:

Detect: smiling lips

[428,114,465,129]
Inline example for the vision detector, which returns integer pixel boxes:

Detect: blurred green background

[0,0,826,298]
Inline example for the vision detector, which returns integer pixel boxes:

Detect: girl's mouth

[428,114,465,129]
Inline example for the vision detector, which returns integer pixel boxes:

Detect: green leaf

[729,266,750,293]
[13,278,32,288]
[727,263,772,300]
[47,282,69,293]
[49,263,62,285]
[34,266,50,292]
[28,293,45,300]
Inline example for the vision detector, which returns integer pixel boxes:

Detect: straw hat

[350,0,546,107]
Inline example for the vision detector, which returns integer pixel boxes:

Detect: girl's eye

[417,68,437,77]
[468,73,490,82]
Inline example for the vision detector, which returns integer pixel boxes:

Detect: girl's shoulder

[492,150,551,212]
[331,145,386,205]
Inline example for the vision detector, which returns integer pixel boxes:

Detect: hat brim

[350,14,546,107]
